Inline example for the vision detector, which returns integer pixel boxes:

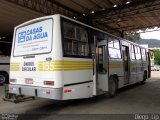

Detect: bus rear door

[93,39,108,95]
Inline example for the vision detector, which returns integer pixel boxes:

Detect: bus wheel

[0,73,9,85]
[141,72,147,84]
[108,76,118,98]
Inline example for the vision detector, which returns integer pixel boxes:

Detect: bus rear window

[14,19,53,56]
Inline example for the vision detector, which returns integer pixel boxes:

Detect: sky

[140,28,160,40]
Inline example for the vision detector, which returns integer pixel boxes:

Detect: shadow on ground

[20,83,144,120]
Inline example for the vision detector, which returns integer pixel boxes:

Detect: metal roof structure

[1,0,160,40]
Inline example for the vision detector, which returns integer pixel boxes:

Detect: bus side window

[63,21,89,57]
[108,38,121,59]
[130,45,136,60]
[63,22,75,39]
[141,49,147,61]
[135,46,142,61]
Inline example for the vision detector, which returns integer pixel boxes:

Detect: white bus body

[9,15,150,100]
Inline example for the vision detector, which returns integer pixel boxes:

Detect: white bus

[9,15,151,100]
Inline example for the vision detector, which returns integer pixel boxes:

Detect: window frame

[141,48,147,61]
[108,37,122,59]
[135,46,142,61]
[61,18,90,58]
[130,45,136,60]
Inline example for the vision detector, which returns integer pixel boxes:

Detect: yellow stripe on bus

[109,62,123,68]
[38,60,93,71]
[10,63,20,71]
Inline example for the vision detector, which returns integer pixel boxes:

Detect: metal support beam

[86,0,160,32]
[6,0,80,18]
[93,22,122,36]
[89,0,158,19]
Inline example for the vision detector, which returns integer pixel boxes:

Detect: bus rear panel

[9,15,93,100]
[9,15,65,100]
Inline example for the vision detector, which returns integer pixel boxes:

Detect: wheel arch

[109,74,119,89]
[144,70,148,78]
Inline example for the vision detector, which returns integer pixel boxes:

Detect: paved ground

[0,71,160,119]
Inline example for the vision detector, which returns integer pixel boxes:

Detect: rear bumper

[9,84,63,100]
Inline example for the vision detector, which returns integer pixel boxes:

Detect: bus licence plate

[25,78,33,84]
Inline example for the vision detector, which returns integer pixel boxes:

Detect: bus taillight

[9,79,16,83]
[44,81,54,86]
[64,89,72,93]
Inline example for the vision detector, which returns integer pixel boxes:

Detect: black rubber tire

[108,76,118,98]
[141,72,147,84]
[0,73,9,85]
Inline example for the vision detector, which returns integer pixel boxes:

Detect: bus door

[122,45,130,85]
[93,38,108,95]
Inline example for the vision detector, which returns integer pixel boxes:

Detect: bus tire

[108,76,118,98]
[0,72,9,85]
[141,72,147,84]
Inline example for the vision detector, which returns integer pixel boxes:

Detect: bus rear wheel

[108,76,118,98]
[141,72,147,84]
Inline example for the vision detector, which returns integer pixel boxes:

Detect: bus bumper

[9,84,63,100]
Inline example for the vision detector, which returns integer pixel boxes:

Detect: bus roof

[14,14,148,50]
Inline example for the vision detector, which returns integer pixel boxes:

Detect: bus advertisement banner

[14,19,53,56]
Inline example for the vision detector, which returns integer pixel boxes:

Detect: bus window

[63,21,89,57]
[108,38,113,47]
[130,45,135,60]
[108,38,121,59]
[64,39,72,55]
[63,22,75,39]
[114,40,120,49]
[141,49,147,61]
[135,46,142,60]
[0,42,11,56]
[78,42,88,56]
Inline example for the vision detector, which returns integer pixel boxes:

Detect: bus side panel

[63,58,93,85]
[136,61,143,82]
[109,60,124,88]
[62,58,93,99]
[63,82,93,100]
[129,60,137,84]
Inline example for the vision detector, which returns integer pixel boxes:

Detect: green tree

[124,32,141,42]
[154,50,160,65]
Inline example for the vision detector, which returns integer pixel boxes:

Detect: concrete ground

[0,71,160,119]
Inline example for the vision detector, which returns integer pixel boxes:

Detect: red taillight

[64,89,72,93]
[44,81,54,86]
[46,91,51,94]
[43,90,51,95]
[10,79,16,83]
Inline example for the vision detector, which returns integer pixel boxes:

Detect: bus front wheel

[108,76,118,98]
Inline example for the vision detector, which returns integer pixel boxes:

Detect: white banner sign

[14,19,53,56]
